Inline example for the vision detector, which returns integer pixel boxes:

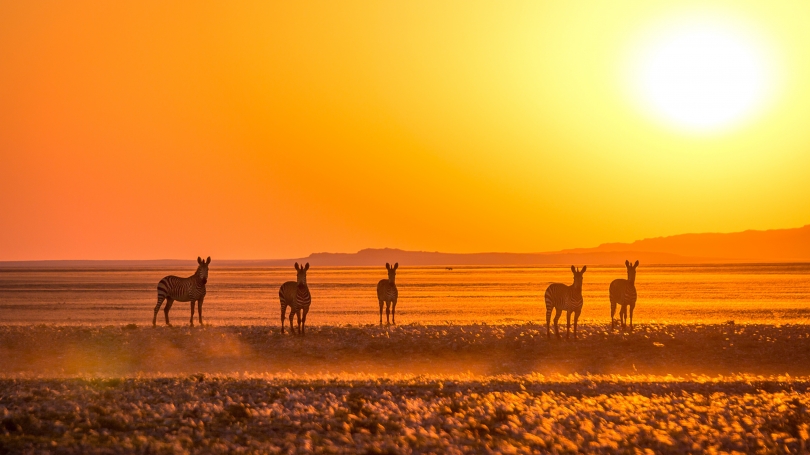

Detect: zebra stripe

[376,262,399,325]
[153,256,210,327]
[610,260,639,331]
[279,262,311,335]
[296,284,312,308]
[544,265,587,339]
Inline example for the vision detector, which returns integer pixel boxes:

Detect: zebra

[153,256,210,327]
[279,262,311,335]
[545,265,587,339]
[610,260,639,331]
[377,262,399,325]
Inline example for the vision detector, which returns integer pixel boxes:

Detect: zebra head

[625,260,639,283]
[570,265,587,290]
[294,262,310,285]
[196,256,211,284]
[385,262,398,283]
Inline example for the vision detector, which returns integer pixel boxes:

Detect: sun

[628,15,777,134]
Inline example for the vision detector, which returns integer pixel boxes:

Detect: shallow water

[0,264,808,326]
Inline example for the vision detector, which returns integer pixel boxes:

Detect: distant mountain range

[276,224,810,266]
[559,224,810,263]
[2,225,809,267]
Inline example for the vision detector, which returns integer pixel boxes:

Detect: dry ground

[3,264,809,326]
[1,376,809,454]
[1,323,810,377]
[3,323,810,453]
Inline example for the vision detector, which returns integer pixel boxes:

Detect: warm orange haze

[3,2,810,454]
[2,1,810,260]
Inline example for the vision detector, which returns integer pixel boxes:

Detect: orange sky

[1,1,809,260]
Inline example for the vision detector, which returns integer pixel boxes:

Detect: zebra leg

[295,310,302,334]
[280,302,287,334]
[385,302,391,325]
[301,307,309,335]
[629,304,635,331]
[197,298,204,326]
[573,310,581,340]
[189,300,196,327]
[565,311,572,340]
[164,298,174,326]
[391,300,397,325]
[379,299,384,326]
[553,308,562,339]
[289,310,296,335]
[610,301,617,331]
[546,307,553,338]
[153,296,165,327]
[619,306,627,330]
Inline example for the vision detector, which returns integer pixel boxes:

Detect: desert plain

[1,265,809,453]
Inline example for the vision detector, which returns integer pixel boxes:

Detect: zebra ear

[294,262,300,271]
[625,260,630,267]
[206,256,211,265]
[386,263,390,270]
[634,260,639,268]
[581,265,587,273]
[393,262,398,270]
[304,262,310,271]
[197,257,202,264]
[571,265,576,273]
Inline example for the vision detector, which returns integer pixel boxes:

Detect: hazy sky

[1,1,809,260]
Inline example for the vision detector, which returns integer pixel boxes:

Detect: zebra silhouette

[377,262,399,325]
[153,256,210,327]
[545,265,587,339]
[610,260,639,331]
[279,262,311,335]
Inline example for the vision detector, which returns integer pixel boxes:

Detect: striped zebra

[153,256,210,327]
[377,262,399,325]
[545,265,587,339]
[610,260,639,331]
[279,262,311,335]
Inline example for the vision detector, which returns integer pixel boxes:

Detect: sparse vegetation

[1,375,809,454]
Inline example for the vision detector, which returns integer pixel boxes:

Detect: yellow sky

[1,1,809,260]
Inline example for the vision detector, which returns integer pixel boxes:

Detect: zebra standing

[610,260,639,331]
[377,262,399,325]
[545,265,587,339]
[153,256,210,327]
[279,262,311,335]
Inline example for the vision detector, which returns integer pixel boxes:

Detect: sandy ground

[3,265,809,326]
[3,323,810,453]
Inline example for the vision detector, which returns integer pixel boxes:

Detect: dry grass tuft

[2,376,810,454]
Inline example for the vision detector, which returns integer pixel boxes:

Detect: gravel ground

[1,376,809,454]
[3,324,810,453]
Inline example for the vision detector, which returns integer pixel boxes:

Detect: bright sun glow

[629,16,777,133]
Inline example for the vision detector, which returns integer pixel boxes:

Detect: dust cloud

[3,322,810,378]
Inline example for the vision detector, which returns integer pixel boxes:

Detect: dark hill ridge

[286,224,810,266]
[299,248,702,266]
[561,224,810,262]
[1,225,807,267]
